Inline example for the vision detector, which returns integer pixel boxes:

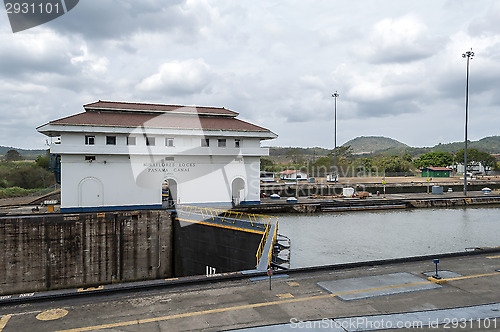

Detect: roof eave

[37,123,278,139]
[84,107,238,118]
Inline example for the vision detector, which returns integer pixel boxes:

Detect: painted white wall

[59,152,263,210]
[61,155,158,209]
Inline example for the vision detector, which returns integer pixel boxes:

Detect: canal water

[276,206,500,268]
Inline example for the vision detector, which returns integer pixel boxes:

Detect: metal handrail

[255,224,270,267]
[176,205,276,228]
[174,205,278,268]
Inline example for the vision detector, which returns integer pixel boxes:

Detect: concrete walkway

[1,251,499,331]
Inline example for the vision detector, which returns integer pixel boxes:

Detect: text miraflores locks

[144,161,196,173]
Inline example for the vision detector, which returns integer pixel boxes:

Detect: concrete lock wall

[0,210,173,295]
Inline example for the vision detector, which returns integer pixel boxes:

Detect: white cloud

[71,45,109,75]
[362,15,442,64]
[136,59,212,96]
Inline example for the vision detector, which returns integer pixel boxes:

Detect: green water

[276,206,500,268]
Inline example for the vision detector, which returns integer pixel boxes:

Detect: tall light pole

[332,92,339,182]
[462,49,474,196]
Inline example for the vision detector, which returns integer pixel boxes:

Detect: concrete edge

[2,247,500,306]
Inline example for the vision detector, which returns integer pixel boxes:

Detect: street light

[332,91,339,183]
[462,49,474,196]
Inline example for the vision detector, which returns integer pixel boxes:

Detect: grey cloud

[368,47,436,64]
[48,0,209,42]
[0,41,77,78]
[355,99,421,118]
[1,0,500,150]
[468,3,500,36]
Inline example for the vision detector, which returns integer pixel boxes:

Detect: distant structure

[454,163,492,176]
[279,170,308,182]
[37,101,277,212]
[260,171,275,183]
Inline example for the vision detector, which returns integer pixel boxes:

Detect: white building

[37,101,277,212]
[454,163,491,176]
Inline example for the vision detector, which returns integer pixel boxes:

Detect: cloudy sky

[1,0,499,150]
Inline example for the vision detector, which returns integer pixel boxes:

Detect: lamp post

[462,49,474,196]
[332,92,339,183]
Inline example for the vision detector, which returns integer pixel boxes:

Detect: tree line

[262,146,500,176]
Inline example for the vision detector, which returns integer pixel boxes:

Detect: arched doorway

[162,178,178,208]
[231,177,245,206]
[79,177,103,207]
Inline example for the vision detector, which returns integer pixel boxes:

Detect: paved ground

[261,190,500,205]
[262,175,500,186]
[1,252,499,331]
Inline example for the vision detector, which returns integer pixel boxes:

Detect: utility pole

[462,49,474,196]
[332,92,339,183]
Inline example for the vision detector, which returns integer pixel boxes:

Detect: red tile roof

[84,100,238,117]
[43,110,272,133]
[280,170,301,174]
[422,167,453,171]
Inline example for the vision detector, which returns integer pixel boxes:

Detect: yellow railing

[176,205,276,229]
[255,223,270,267]
[268,222,278,264]
[255,217,279,268]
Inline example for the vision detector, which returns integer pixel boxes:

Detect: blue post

[433,259,440,279]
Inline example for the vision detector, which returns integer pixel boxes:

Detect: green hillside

[346,136,500,157]
[342,136,408,154]
[429,136,500,154]
[0,146,47,160]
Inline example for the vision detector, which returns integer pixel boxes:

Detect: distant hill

[266,135,500,163]
[428,136,500,154]
[0,146,47,159]
[267,146,330,163]
[375,135,500,157]
[343,136,408,154]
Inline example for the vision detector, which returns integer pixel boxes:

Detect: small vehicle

[355,191,370,199]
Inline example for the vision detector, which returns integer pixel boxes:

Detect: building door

[79,177,103,207]
[231,178,245,205]
[162,178,178,207]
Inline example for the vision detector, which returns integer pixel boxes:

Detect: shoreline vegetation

[0,154,56,198]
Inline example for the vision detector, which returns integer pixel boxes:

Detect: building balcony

[49,144,269,157]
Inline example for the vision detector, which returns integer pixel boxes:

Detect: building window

[85,156,96,161]
[235,139,241,148]
[85,135,95,145]
[126,137,136,145]
[166,138,174,147]
[146,137,155,146]
[106,136,116,145]
[201,138,210,147]
[218,139,226,148]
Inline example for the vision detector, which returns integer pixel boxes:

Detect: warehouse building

[421,167,453,178]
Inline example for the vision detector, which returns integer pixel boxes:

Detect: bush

[4,149,22,161]
[0,187,40,198]
[0,161,55,189]
[35,154,50,169]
